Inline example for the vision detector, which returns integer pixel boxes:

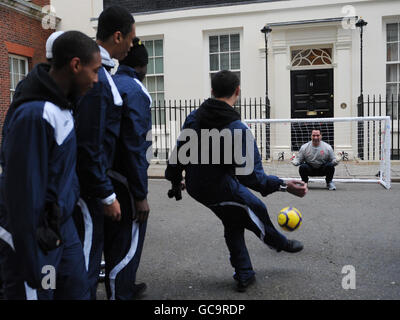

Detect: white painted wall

[51,0,102,38]
[132,0,399,159]
[133,0,399,100]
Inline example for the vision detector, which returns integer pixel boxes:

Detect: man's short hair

[96,6,135,41]
[211,70,240,98]
[52,31,99,70]
[119,37,148,67]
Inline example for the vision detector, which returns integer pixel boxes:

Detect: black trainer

[132,282,147,299]
[236,275,256,293]
[281,239,303,253]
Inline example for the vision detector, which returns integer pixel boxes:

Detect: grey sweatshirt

[292,141,337,168]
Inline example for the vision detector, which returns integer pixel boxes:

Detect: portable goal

[244,116,391,189]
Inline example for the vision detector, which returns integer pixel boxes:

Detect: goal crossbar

[244,116,391,124]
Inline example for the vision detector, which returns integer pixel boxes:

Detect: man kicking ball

[165,70,308,292]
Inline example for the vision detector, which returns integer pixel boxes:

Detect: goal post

[244,116,392,189]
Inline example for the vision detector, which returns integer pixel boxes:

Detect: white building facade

[51,0,103,38]
[55,0,400,161]
[122,0,398,161]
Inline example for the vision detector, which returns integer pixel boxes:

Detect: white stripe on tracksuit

[77,198,93,272]
[24,282,38,300]
[109,222,140,300]
[107,170,140,300]
[0,225,14,250]
[216,202,266,240]
[0,225,38,300]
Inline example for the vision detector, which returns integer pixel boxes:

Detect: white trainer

[327,181,336,190]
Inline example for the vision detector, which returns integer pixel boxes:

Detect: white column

[335,27,354,157]
[270,33,291,159]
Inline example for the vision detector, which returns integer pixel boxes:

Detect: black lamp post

[356,18,368,107]
[260,25,272,108]
[356,18,368,160]
[261,25,272,159]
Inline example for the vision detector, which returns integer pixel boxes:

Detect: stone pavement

[148,161,400,182]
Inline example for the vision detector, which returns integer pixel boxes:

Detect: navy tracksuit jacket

[0,63,89,300]
[165,99,289,282]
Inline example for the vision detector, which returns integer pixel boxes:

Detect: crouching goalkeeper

[291,129,339,191]
[165,70,308,293]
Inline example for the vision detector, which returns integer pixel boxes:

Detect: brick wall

[104,0,282,13]
[0,2,51,131]
[31,0,49,8]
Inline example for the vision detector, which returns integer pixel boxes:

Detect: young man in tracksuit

[0,30,65,300]
[73,6,136,300]
[0,31,101,300]
[105,37,152,300]
[165,70,308,292]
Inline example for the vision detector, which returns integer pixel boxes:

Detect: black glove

[37,202,63,255]
[167,182,185,201]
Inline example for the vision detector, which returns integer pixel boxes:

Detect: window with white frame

[209,33,241,88]
[387,22,400,119]
[9,55,28,102]
[143,39,165,125]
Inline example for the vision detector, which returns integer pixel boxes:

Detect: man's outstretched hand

[286,180,308,198]
[167,181,185,201]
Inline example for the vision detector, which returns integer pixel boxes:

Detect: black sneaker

[280,239,304,253]
[132,282,147,299]
[236,275,255,293]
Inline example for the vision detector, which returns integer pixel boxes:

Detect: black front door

[290,69,334,150]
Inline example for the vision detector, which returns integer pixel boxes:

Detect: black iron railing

[362,95,399,160]
[150,95,400,162]
[150,98,269,161]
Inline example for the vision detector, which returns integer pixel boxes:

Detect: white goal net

[244,116,391,189]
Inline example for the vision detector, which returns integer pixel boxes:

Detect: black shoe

[236,275,255,293]
[132,282,147,299]
[280,239,304,253]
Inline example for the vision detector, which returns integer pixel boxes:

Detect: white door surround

[266,20,354,158]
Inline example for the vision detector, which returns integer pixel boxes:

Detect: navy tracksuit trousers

[73,173,147,300]
[0,216,90,300]
[206,186,288,282]
[73,196,104,300]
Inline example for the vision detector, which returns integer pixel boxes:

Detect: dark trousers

[299,162,335,183]
[104,175,147,300]
[73,174,147,300]
[73,196,104,300]
[208,190,287,282]
[0,216,90,300]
